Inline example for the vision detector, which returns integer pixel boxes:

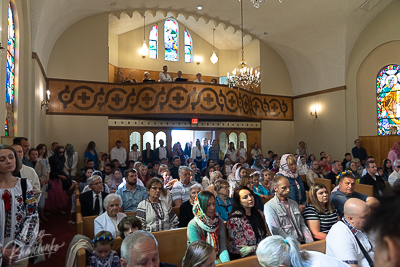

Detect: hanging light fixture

[139,15,149,58]
[228,0,261,89]
[250,0,284,8]
[210,28,218,64]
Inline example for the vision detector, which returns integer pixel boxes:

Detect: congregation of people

[1,136,400,267]
[124,65,219,85]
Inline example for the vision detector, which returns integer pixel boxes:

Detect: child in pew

[117,215,143,239]
[87,231,121,267]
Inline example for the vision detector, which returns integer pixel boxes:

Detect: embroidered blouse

[86,250,121,267]
[136,199,179,232]
[226,210,271,257]
[0,178,39,263]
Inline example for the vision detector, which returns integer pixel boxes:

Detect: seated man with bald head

[330,172,379,218]
[326,198,375,267]
[120,230,177,267]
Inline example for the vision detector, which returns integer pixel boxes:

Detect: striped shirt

[302,204,338,234]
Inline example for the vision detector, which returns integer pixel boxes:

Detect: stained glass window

[377,64,400,135]
[149,25,158,59]
[184,30,192,63]
[5,3,15,136]
[164,19,178,62]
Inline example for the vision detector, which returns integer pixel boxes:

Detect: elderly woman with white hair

[94,193,127,237]
[256,236,349,267]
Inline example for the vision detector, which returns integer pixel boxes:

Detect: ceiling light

[210,29,218,64]
[196,5,203,10]
[139,16,148,58]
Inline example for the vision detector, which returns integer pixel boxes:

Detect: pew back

[314,177,332,194]
[355,184,373,197]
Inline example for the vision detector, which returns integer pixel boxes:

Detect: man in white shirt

[194,73,204,83]
[388,159,400,186]
[159,65,172,82]
[110,140,127,168]
[155,139,168,162]
[326,198,375,267]
[12,144,42,202]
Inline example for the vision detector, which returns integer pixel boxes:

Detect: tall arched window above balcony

[377,64,400,135]
[129,131,141,152]
[155,131,167,148]
[143,131,155,150]
[149,25,158,59]
[184,30,192,63]
[164,19,178,62]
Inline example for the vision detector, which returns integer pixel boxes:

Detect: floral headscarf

[278,154,297,179]
[192,193,220,255]
[231,163,242,175]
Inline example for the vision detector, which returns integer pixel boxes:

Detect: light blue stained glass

[149,25,158,59]
[184,30,192,63]
[164,19,178,62]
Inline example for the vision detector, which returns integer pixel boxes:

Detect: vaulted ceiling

[30,0,393,95]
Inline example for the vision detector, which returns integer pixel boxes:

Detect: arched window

[238,132,247,150]
[229,132,238,149]
[164,19,178,62]
[184,30,192,63]
[377,64,400,135]
[143,131,155,150]
[155,131,167,148]
[149,25,158,59]
[129,131,141,152]
[5,3,16,136]
[219,132,228,155]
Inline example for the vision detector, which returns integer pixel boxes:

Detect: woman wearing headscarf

[388,142,400,171]
[108,169,124,190]
[297,155,309,175]
[46,146,68,213]
[187,191,230,263]
[276,154,307,209]
[64,143,78,180]
[228,166,246,197]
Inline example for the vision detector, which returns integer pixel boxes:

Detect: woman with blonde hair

[302,183,339,240]
[183,240,216,267]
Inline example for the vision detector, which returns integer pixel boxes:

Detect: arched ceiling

[30,0,393,95]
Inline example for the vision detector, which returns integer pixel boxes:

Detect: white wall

[293,90,347,160]
[46,115,109,170]
[261,120,294,157]
[47,13,109,82]
[260,41,292,96]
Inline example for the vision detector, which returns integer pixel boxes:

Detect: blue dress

[85,150,98,170]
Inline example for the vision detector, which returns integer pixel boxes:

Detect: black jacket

[79,190,108,217]
[360,173,386,198]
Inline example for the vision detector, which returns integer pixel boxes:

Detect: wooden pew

[75,197,81,214]
[300,174,307,184]
[76,211,136,239]
[355,184,373,197]
[217,240,326,267]
[172,206,180,218]
[154,227,188,266]
[314,177,332,194]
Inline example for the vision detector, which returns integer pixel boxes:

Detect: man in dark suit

[79,175,108,217]
[360,161,386,198]
[169,156,181,179]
